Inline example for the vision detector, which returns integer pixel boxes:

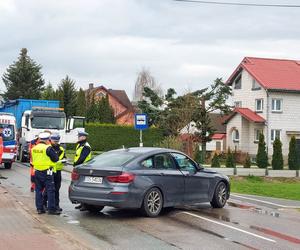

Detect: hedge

[68,123,164,151]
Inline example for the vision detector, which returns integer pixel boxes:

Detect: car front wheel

[210,182,228,208]
[141,187,163,217]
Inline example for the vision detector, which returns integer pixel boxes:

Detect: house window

[234,101,242,108]
[234,75,242,89]
[252,79,261,90]
[271,129,281,141]
[255,99,263,112]
[254,129,263,142]
[96,91,106,98]
[216,141,221,151]
[232,129,240,142]
[272,99,282,112]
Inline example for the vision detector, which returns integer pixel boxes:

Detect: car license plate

[84,176,103,184]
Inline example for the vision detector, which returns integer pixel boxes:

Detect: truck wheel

[4,163,12,169]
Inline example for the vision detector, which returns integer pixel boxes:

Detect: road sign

[134,113,148,130]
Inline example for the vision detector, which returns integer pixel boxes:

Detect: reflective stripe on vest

[55,146,65,171]
[31,143,55,171]
[74,142,91,164]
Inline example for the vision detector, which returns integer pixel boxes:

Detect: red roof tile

[224,108,265,124]
[211,133,226,140]
[227,57,300,91]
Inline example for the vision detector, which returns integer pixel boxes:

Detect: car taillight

[107,173,135,183]
[71,169,79,181]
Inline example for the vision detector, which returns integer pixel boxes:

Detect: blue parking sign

[134,113,148,130]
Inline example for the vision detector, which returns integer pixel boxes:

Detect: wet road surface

[1,163,300,250]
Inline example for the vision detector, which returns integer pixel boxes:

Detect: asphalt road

[1,162,300,250]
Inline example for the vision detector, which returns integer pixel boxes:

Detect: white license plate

[84,176,103,184]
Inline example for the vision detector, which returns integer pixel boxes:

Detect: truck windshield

[31,116,65,130]
[0,124,15,141]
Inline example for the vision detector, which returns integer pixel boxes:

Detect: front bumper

[68,184,141,209]
[2,153,16,163]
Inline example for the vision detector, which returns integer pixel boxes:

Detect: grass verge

[230,176,300,201]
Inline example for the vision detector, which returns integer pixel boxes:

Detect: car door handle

[159,172,165,176]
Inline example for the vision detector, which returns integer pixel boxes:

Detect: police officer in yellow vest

[50,134,66,212]
[74,131,92,211]
[31,132,60,215]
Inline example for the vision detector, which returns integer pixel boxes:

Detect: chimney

[89,83,94,90]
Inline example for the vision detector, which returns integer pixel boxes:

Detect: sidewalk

[0,185,82,250]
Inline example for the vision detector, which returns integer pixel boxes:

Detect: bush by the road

[211,153,220,168]
[154,135,184,151]
[243,153,251,168]
[226,147,236,168]
[272,137,283,170]
[80,123,164,151]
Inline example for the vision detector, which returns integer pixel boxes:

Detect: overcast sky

[1,0,300,99]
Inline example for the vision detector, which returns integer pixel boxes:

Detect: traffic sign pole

[139,130,143,147]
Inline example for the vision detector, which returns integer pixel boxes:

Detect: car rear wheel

[141,187,163,217]
[4,163,12,169]
[210,182,228,208]
[86,204,104,213]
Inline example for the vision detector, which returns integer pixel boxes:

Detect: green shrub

[288,136,299,170]
[272,137,283,170]
[256,133,268,168]
[243,153,251,168]
[226,147,236,168]
[81,123,164,151]
[154,135,183,151]
[194,145,203,164]
[211,153,220,168]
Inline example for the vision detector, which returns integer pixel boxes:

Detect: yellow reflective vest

[74,142,92,165]
[31,143,55,171]
[55,146,65,171]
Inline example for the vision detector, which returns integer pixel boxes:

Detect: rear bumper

[68,184,141,209]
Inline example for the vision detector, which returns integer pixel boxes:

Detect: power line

[173,0,300,8]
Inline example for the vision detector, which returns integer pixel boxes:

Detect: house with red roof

[87,84,135,125]
[225,57,300,161]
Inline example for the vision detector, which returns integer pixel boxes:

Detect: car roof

[109,147,182,155]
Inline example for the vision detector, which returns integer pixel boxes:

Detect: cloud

[0,0,300,98]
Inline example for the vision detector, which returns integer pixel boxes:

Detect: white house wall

[226,114,242,151]
[267,92,300,157]
[232,70,267,117]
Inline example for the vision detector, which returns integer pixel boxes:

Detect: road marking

[180,211,276,243]
[231,194,300,209]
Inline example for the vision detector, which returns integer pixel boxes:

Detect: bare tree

[133,68,163,102]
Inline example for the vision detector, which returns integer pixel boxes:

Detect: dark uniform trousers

[35,170,56,211]
[54,170,62,208]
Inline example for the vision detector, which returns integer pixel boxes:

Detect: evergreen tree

[211,153,220,168]
[57,75,77,118]
[288,136,299,170]
[226,147,236,168]
[244,153,251,168]
[41,82,57,100]
[76,88,86,116]
[256,133,268,168]
[86,91,98,122]
[272,137,284,170]
[2,48,45,99]
[97,95,115,123]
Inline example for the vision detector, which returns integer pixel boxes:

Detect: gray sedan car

[69,147,230,217]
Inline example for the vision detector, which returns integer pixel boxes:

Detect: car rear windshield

[88,151,137,168]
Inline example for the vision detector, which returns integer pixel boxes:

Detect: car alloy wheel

[210,182,228,208]
[147,190,161,214]
[218,184,227,206]
[142,187,163,217]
